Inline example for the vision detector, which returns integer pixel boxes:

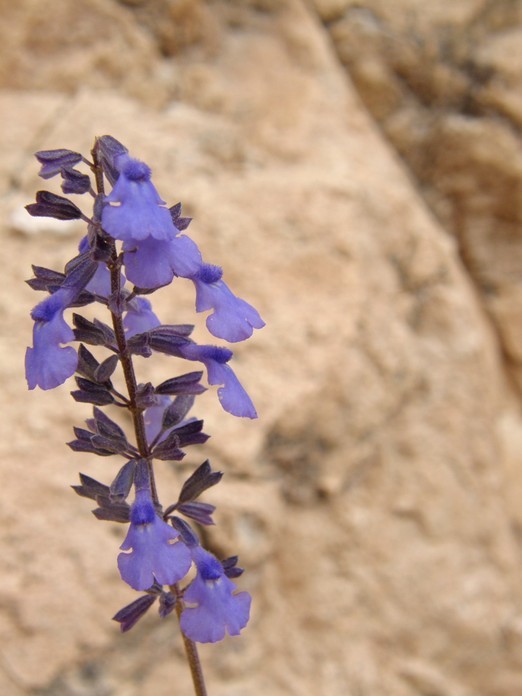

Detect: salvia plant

[24,136,264,695]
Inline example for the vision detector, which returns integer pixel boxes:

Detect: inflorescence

[24,136,264,645]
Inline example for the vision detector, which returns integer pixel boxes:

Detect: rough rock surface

[1,1,522,695]
[319,0,522,392]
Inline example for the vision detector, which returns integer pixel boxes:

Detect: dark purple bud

[92,494,130,523]
[35,149,83,179]
[151,431,185,461]
[93,507,130,523]
[92,406,126,441]
[26,191,83,220]
[26,265,64,292]
[72,473,110,500]
[94,354,119,383]
[71,378,115,406]
[68,439,113,456]
[92,508,130,524]
[110,459,137,501]
[176,501,216,526]
[162,394,195,430]
[61,168,91,195]
[178,460,223,504]
[72,314,116,347]
[155,372,206,396]
[221,556,244,579]
[127,332,152,358]
[158,592,177,619]
[74,424,96,439]
[171,420,209,448]
[62,254,97,292]
[76,344,100,380]
[68,427,116,456]
[153,325,194,338]
[94,135,129,186]
[113,594,157,632]
[69,436,110,457]
[147,325,194,356]
[90,434,128,454]
[135,382,156,409]
[170,516,199,546]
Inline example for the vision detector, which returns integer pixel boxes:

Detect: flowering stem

[91,144,208,696]
[89,145,159,502]
[109,249,160,503]
[173,583,208,696]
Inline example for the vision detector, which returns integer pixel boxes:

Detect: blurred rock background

[1,0,522,694]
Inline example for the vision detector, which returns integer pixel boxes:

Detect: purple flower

[25,288,79,390]
[178,344,257,418]
[25,312,77,390]
[118,488,192,591]
[102,156,176,242]
[122,234,201,289]
[100,155,205,290]
[180,546,251,643]
[123,297,161,338]
[191,264,265,342]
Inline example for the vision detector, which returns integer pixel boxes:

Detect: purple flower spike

[25,312,77,390]
[192,264,265,342]
[180,546,251,644]
[118,487,192,591]
[123,297,161,339]
[179,344,257,418]
[102,156,177,243]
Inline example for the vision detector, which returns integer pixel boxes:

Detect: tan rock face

[324,0,522,390]
[2,1,522,695]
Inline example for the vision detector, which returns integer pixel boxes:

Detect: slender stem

[173,584,208,696]
[91,142,209,696]
[90,143,159,503]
